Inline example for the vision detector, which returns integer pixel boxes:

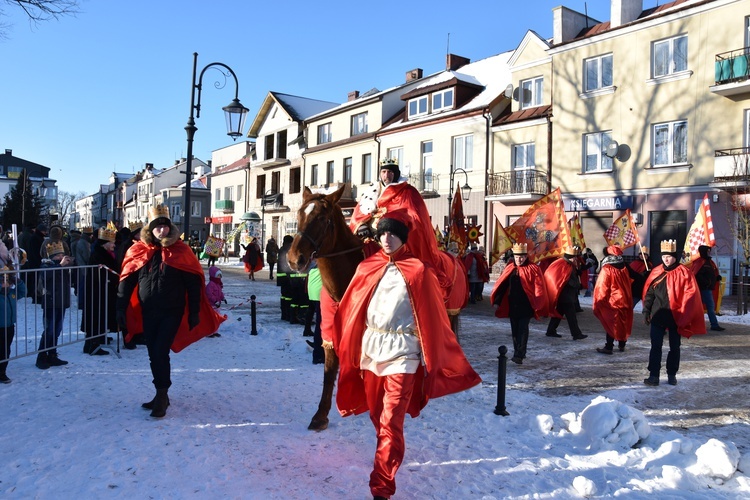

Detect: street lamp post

[260,189,276,248]
[183,52,248,238]
[447,165,472,232]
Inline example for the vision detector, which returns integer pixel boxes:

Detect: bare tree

[56,189,83,227]
[0,0,79,37]
[726,153,750,313]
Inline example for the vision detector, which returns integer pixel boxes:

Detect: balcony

[713,148,750,191]
[255,157,290,169]
[408,173,441,198]
[710,48,750,97]
[261,192,284,210]
[214,199,235,213]
[487,170,548,202]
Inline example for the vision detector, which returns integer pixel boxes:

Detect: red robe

[543,258,577,319]
[334,245,481,418]
[490,261,547,319]
[592,262,633,341]
[120,239,226,352]
[642,264,706,338]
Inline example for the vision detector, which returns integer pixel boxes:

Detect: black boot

[47,350,69,366]
[150,388,169,418]
[142,392,171,410]
[36,352,50,370]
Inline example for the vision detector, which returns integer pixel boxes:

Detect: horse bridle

[295,205,363,260]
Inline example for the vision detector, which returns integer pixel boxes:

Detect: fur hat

[379,157,400,182]
[148,204,171,231]
[376,210,410,244]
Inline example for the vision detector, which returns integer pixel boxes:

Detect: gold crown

[81,226,94,234]
[564,245,581,256]
[46,241,65,256]
[148,204,170,221]
[512,243,528,254]
[128,220,143,232]
[98,222,117,242]
[380,157,398,168]
[660,239,677,253]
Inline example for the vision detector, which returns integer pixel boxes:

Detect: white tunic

[360,262,421,376]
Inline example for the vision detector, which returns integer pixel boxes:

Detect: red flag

[448,183,469,256]
[603,209,640,249]
[507,187,572,263]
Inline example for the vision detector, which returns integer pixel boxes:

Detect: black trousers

[648,322,681,377]
[0,325,15,374]
[546,300,583,338]
[143,310,182,390]
[510,316,531,359]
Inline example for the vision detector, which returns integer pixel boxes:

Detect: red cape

[592,263,633,341]
[334,246,481,418]
[543,258,576,318]
[120,239,226,352]
[443,251,469,314]
[643,264,706,338]
[490,261,548,319]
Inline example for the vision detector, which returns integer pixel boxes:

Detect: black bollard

[250,295,258,335]
[494,345,510,416]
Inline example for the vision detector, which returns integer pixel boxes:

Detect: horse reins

[295,207,363,260]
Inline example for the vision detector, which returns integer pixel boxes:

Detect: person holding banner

[593,245,633,354]
[690,245,724,331]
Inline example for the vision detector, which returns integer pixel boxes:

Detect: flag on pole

[434,225,446,251]
[603,209,640,249]
[507,187,572,263]
[568,214,586,250]
[448,183,469,256]
[683,194,716,263]
[490,217,512,267]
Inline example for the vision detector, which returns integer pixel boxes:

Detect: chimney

[405,68,423,82]
[4,149,11,155]
[145,163,153,170]
[347,90,360,102]
[553,6,600,44]
[446,54,470,71]
[611,0,643,28]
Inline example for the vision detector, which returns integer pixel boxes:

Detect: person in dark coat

[26,224,47,300]
[276,235,294,321]
[36,242,73,369]
[241,237,262,281]
[82,226,119,355]
[265,237,279,280]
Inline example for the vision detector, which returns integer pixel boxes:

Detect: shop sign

[564,195,633,212]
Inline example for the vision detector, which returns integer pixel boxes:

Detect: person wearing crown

[593,245,634,355]
[490,242,548,364]
[117,205,226,418]
[334,210,481,500]
[36,241,75,369]
[642,240,706,386]
[81,224,119,356]
[544,246,588,340]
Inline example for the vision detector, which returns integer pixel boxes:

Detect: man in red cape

[642,240,706,386]
[117,206,225,417]
[593,245,634,354]
[543,246,588,340]
[490,242,547,364]
[334,210,480,500]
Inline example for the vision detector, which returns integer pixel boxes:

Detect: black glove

[356,224,373,240]
[223,298,228,304]
[644,313,651,325]
[188,313,200,330]
[116,310,127,329]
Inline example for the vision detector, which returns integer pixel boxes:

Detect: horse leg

[308,348,339,431]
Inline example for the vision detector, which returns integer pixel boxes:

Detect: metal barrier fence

[0,264,121,366]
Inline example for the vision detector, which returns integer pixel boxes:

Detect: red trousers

[363,371,416,498]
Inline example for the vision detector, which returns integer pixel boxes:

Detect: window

[653,35,687,78]
[224,186,233,201]
[215,188,221,201]
[653,120,688,166]
[311,164,318,186]
[512,143,535,171]
[386,147,403,168]
[191,201,201,217]
[520,76,543,109]
[271,171,281,194]
[361,153,372,183]
[453,134,474,172]
[583,132,613,173]
[343,157,352,184]
[408,96,428,118]
[236,185,243,201]
[317,123,332,144]
[351,112,368,136]
[290,167,301,193]
[584,54,613,92]
[276,130,287,159]
[432,89,454,112]
[171,203,181,219]
[421,141,433,177]
[256,175,266,198]
[264,135,274,160]
[326,161,334,184]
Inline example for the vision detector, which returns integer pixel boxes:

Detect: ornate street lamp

[183,52,248,237]
[447,165,472,225]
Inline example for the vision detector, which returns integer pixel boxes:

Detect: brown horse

[287,185,363,431]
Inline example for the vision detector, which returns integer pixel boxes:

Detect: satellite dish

[504,84,513,99]
[604,140,620,159]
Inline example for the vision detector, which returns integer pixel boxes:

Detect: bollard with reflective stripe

[250,295,258,335]
[494,345,510,416]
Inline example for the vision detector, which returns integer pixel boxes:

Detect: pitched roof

[247,92,338,138]
[492,105,552,126]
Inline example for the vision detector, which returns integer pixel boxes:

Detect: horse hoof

[308,419,329,431]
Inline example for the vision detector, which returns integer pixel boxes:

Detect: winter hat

[282,235,294,246]
[379,157,400,182]
[606,245,623,256]
[148,204,171,231]
[698,245,711,258]
[376,210,410,244]
[50,225,63,240]
[36,224,48,233]
[209,266,222,279]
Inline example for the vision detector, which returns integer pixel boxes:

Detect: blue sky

[0,0,613,196]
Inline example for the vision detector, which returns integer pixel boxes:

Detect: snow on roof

[271,92,339,121]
